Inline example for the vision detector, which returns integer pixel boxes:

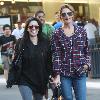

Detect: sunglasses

[28,25,39,29]
[61,12,73,17]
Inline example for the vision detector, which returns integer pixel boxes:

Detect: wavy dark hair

[23,17,43,43]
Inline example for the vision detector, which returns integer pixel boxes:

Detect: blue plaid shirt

[51,26,91,77]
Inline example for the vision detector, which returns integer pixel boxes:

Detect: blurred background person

[84,19,97,45]
[0,24,16,81]
[52,11,63,30]
[12,21,24,40]
[35,10,55,41]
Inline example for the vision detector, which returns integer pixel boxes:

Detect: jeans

[60,74,86,100]
[18,85,43,100]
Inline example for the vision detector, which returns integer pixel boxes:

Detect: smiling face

[36,12,45,24]
[61,8,74,25]
[27,20,39,37]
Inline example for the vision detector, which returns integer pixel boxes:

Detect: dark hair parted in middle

[23,17,43,42]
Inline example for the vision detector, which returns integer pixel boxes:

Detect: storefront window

[0,2,42,25]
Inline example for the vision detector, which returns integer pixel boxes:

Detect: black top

[0,35,16,56]
[18,39,51,94]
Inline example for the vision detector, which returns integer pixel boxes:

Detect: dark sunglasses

[61,12,73,17]
[28,25,39,29]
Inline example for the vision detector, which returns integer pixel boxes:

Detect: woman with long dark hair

[7,17,51,100]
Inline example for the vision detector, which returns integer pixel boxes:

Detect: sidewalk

[86,78,100,89]
[0,75,100,100]
[1,75,100,88]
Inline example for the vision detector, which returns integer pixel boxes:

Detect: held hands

[49,75,61,86]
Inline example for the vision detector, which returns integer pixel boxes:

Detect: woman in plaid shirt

[51,4,91,100]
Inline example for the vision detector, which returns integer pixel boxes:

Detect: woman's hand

[12,54,15,60]
[50,75,60,86]
[83,65,88,72]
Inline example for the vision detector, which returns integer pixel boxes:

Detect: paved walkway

[0,75,100,100]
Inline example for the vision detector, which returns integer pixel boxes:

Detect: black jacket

[7,38,52,94]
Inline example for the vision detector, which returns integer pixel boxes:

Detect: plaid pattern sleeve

[51,31,62,75]
[83,29,91,70]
